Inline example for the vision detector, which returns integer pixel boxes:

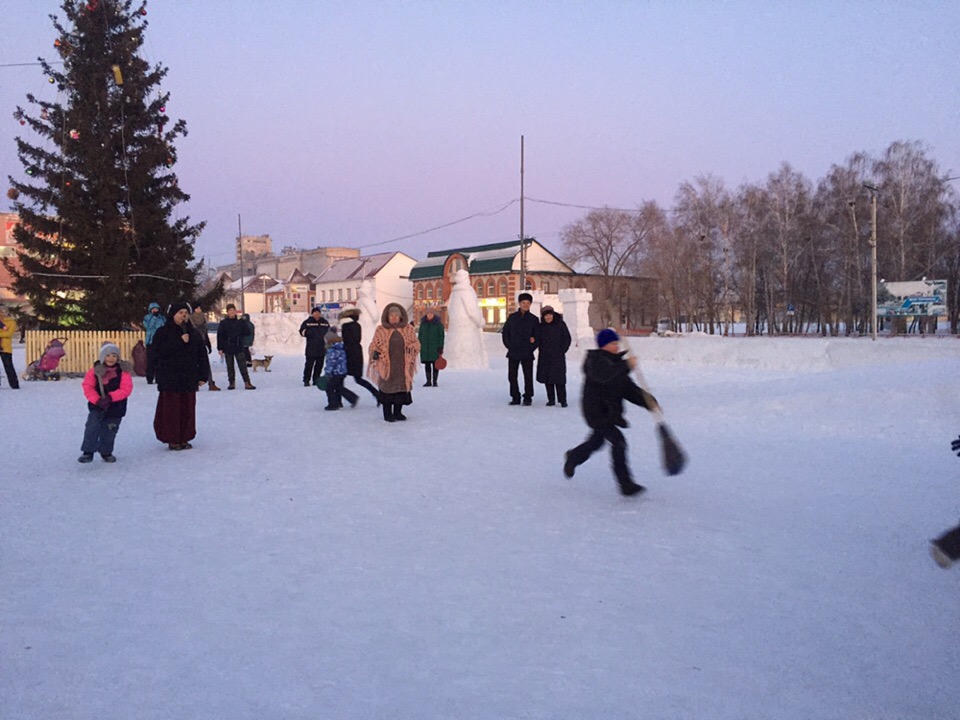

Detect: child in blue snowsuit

[322,331,358,410]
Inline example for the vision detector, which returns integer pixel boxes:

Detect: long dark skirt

[154,391,197,445]
[380,391,412,407]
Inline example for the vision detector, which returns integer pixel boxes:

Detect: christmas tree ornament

[159,106,166,113]
[25,167,36,176]
[7,188,19,200]
[69,129,80,140]
[48,77,55,84]
[112,65,124,85]
[19,119,26,125]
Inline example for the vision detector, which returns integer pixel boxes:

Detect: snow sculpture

[558,287,594,348]
[357,279,380,366]
[445,269,489,369]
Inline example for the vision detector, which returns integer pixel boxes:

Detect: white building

[313,251,418,321]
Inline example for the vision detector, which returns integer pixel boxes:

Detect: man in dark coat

[216,304,256,390]
[299,307,330,387]
[501,292,540,405]
[563,328,658,497]
[536,305,571,407]
[340,307,379,401]
[152,302,211,450]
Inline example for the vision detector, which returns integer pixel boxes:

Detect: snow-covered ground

[2,332,959,720]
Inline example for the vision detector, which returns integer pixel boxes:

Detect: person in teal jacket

[142,301,166,384]
[417,308,445,387]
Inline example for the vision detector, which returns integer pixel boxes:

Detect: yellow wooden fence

[25,330,146,376]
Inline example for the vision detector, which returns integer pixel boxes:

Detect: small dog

[250,355,273,372]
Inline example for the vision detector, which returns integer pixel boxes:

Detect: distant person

[299,306,330,387]
[152,302,210,451]
[190,304,220,391]
[0,305,20,389]
[501,292,539,405]
[78,342,133,463]
[930,434,960,568]
[216,304,256,390]
[339,307,379,402]
[418,307,445,387]
[368,303,420,422]
[142,301,166,384]
[563,329,658,497]
[321,330,358,410]
[536,305,571,407]
[241,312,255,367]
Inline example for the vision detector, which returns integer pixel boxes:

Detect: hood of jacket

[381,303,409,328]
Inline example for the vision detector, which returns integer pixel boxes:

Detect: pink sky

[3,1,959,268]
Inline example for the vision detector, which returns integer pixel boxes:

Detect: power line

[356,198,519,250]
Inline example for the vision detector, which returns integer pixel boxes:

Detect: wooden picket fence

[24,330,146,376]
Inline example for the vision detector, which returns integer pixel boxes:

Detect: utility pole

[237,214,246,314]
[519,135,526,299]
[864,184,879,340]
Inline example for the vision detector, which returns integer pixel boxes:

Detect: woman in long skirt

[368,303,420,422]
[152,302,210,450]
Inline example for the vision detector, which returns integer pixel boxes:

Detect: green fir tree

[5,0,206,329]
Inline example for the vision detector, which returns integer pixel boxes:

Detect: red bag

[131,339,148,376]
[434,352,447,370]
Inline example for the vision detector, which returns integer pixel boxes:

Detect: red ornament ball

[7,188,19,200]
[19,119,26,126]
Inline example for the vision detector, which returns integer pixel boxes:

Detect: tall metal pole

[519,135,526,299]
[237,213,246,314]
[869,192,878,341]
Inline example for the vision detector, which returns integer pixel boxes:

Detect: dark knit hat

[541,305,555,316]
[518,292,533,304]
[168,302,191,318]
[596,328,620,348]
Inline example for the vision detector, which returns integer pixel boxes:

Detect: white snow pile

[2,333,959,720]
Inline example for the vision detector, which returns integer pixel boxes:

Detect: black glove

[372,350,381,360]
[97,395,112,410]
[952,435,960,457]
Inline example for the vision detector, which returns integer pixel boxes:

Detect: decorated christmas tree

[6,0,207,329]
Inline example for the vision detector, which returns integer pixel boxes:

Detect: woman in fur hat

[367,303,420,422]
[339,307,380,402]
[78,342,133,463]
[536,305,571,407]
[152,303,211,450]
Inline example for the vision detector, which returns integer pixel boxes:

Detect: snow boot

[101,454,116,463]
[563,451,576,478]
[930,524,960,568]
[382,405,396,422]
[244,382,257,390]
[208,381,221,391]
[619,481,646,497]
[78,452,94,463]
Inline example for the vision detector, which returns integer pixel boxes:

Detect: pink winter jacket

[82,363,134,405]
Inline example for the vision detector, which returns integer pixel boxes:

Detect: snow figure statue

[357,280,380,368]
[445,269,489,369]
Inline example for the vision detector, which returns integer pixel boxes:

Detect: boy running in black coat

[564,328,659,497]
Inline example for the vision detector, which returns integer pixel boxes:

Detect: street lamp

[863,183,879,341]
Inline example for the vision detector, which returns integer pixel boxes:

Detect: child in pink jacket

[79,342,133,463]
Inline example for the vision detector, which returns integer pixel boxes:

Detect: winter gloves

[952,435,960,457]
[97,395,112,410]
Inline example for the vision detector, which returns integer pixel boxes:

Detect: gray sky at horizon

[2,0,959,269]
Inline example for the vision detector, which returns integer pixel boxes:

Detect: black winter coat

[341,319,364,376]
[300,315,331,357]
[501,309,540,359]
[153,320,211,392]
[536,315,571,384]
[581,349,654,430]
[216,316,247,355]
